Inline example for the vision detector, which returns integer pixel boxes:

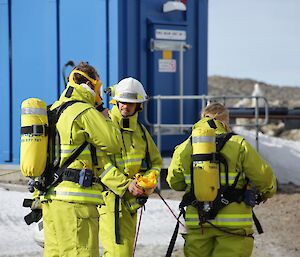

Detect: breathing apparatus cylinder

[20,98,48,177]
[192,127,219,202]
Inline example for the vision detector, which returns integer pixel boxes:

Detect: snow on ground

[0,187,42,257]
[0,185,183,257]
[234,127,300,185]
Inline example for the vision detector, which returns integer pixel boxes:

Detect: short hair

[72,62,99,84]
[202,102,229,121]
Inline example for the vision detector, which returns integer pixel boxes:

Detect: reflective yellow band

[124,154,144,158]
[60,146,89,153]
[101,163,117,178]
[184,172,240,186]
[45,187,103,205]
[220,172,240,185]
[185,174,191,185]
[60,145,91,159]
[185,213,252,227]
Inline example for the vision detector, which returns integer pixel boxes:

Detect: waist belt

[62,168,100,184]
[62,168,81,183]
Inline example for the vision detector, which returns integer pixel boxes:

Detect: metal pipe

[157,96,162,153]
[144,95,270,152]
[7,0,13,162]
[254,97,260,151]
[179,43,184,130]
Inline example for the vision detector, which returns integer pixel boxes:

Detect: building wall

[0,0,208,163]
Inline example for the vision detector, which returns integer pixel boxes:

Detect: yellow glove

[135,171,157,195]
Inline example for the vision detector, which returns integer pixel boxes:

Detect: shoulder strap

[43,100,87,191]
[55,100,85,121]
[216,132,235,152]
[216,132,235,186]
[138,122,151,170]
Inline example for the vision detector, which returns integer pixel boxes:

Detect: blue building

[0,0,208,164]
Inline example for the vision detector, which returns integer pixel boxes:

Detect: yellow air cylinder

[20,98,48,177]
[192,127,219,202]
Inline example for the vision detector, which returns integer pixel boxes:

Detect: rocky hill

[208,75,300,107]
[208,75,300,140]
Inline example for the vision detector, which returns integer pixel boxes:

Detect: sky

[0,128,299,256]
[208,0,300,87]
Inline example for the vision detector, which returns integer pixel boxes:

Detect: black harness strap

[36,100,87,193]
[166,210,184,257]
[252,210,264,234]
[216,132,235,186]
[90,144,98,166]
[138,122,151,170]
[114,195,121,244]
[192,153,219,162]
[65,86,74,98]
[21,124,48,136]
[207,119,217,129]
[49,141,89,188]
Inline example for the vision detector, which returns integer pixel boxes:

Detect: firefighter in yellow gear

[42,62,122,257]
[167,102,277,257]
[98,77,162,257]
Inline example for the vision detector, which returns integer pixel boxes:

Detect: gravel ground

[155,186,300,257]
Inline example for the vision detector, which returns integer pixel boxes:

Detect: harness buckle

[221,198,229,205]
[79,168,93,187]
[32,125,44,136]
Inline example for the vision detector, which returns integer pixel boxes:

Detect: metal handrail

[144,95,269,151]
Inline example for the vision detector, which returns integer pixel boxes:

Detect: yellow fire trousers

[43,200,100,257]
[182,226,254,257]
[99,192,137,257]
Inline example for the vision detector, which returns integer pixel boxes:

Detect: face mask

[69,69,103,105]
[80,83,96,97]
[93,80,103,106]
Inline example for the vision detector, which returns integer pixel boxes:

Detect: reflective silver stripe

[220,172,240,185]
[184,174,191,184]
[22,107,47,115]
[60,146,89,154]
[120,92,138,100]
[185,213,252,227]
[100,164,115,178]
[49,190,102,199]
[124,158,143,163]
[192,136,215,143]
[213,217,252,223]
[116,160,125,165]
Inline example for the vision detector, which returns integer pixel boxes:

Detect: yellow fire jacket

[99,105,162,211]
[44,83,122,205]
[167,118,277,229]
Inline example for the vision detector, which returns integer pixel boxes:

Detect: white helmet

[112,77,148,103]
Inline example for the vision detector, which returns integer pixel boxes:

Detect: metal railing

[144,95,269,152]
